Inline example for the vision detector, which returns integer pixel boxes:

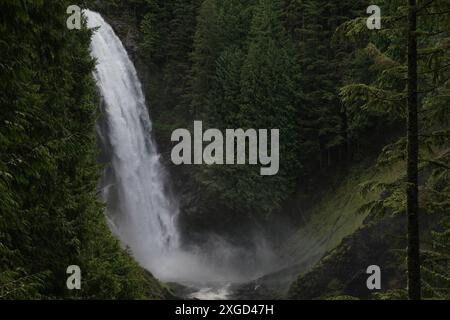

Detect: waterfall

[85,10,276,288]
[85,10,179,277]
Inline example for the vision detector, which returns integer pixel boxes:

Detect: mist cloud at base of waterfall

[137,233,278,284]
[85,9,281,287]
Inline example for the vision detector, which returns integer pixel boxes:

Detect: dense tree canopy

[0,0,169,299]
[1,0,448,300]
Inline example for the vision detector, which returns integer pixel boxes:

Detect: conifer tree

[190,0,222,120]
[406,0,421,300]
[338,0,450,299]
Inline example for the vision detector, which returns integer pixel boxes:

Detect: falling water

[85,10,179,277]
[85,11,277,293]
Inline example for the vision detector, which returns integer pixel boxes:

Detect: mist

[88,9,280,292]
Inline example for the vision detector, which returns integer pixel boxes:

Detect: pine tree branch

[417,0,438,13]
[418,10,450,17]
[418,63,450,75]
[418,76,450,94]
[419,158,450,170]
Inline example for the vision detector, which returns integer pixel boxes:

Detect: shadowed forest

[0,0,449,300]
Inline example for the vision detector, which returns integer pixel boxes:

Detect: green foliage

[0,0,168,299]
[372,289,408,300]
[337,0,450,298]
[1,0,448,300]
[135,0,366,218]
[188,0,303,214]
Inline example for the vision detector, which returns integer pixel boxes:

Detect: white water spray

[85,10,179,278]
[85,10,277,289]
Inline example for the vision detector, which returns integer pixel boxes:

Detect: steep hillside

[234,150,447,300]
[87,0,449,300]
[233,161,405,298]
[0,0,174,300]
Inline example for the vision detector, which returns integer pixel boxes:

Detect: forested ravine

[1,0,448,301]
[86,10,278,300]
[85,0,449,300]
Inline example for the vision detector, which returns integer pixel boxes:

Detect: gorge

[0,0,447,301]
[86,10,279,298]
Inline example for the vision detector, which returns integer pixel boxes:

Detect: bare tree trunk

[340,105,349,166]
[407,0,421,300]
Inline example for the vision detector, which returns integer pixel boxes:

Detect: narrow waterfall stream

[85,10,181,278]
[85,10,277,299]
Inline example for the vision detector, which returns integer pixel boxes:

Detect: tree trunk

[340,105,350,166]
[407,0,421,300]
